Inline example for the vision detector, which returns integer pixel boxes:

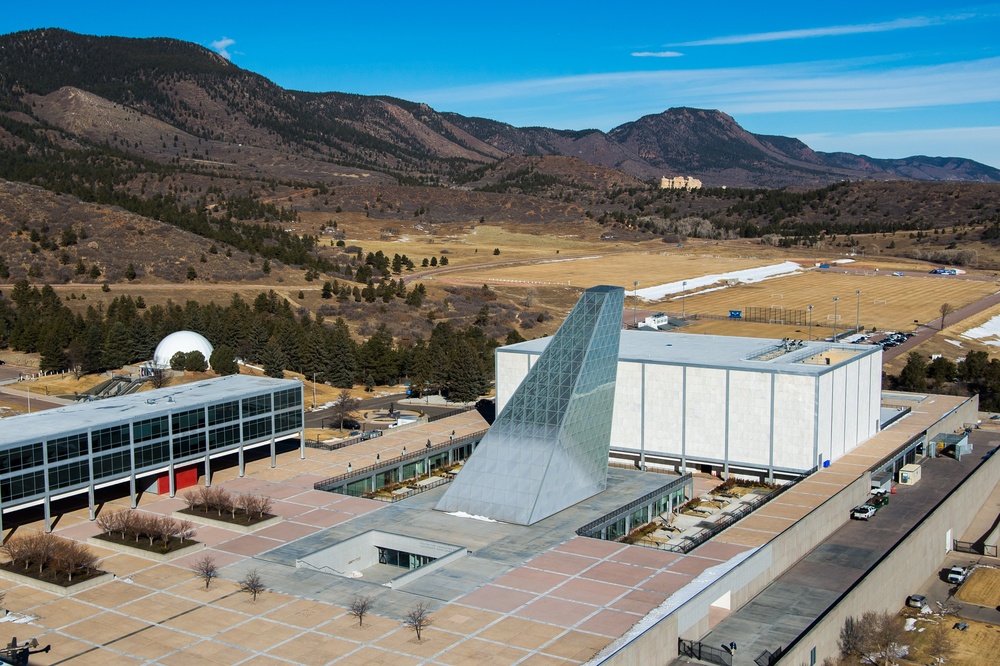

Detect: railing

[313,429,487,492]
[427,404,477,422]
[577,475,692,538]
[755,647,782,666]
[367,476,451,503]
[678,639,732,666]
[953,540,998,557]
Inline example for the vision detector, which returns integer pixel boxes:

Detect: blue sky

[5,1,1000,167]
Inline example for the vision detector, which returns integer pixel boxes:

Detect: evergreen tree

[327,319,358,388]
[897,352,928,391]
[210,344,239,375]
[447,340,488,403]
[102,321,133,370]
[184,351,208,372]
[261,343,286,378]
[38,329,68,372]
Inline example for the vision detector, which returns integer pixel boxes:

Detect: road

[882,290,1000,362]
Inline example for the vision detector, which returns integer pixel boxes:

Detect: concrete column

[88,484,96,521]
[168,461,176,498]
[238,444,245,478]
[270,437,276,469]
[204,455,212,488]
[640,363,647,471]
[299,429,306,459]
[129,471,137,508]
[43,495,51,533]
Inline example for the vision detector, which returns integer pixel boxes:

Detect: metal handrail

[577,474,693,537]
[313,429,488,491]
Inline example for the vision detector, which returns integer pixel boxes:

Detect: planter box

[174,511,281,533]
[88,536,204,562]
[0,567,113,596]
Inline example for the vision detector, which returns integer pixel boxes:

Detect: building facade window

[242,394,272,418]
[209,424,241,450]
[274,410,302,434]
[242,416,273,441]
[208,400,239,426]
[172,409,205,434]
[135,441,171,469]
[1,470,45,501]
[0,443,43,474]
[274,387,302,411]
[92,424,129,452]
[49,459,90,490]
[94,450,131,479]
[134,416,168,443]
[173,432,206,460]
[47,432,88,462]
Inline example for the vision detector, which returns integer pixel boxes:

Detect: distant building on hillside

[660,175,702,190]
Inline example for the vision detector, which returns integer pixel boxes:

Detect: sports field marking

[771,293,783,299]
[874,299,888,305]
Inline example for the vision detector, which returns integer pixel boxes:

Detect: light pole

[808,305,813,341]
[682,281,687,318]
[633,281,638,328]
[833,297,839,341]
[312,373,317,410]
[855,289,861,333]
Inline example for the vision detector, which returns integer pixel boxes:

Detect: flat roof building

[0,375,305,530]
[497,332,883,477]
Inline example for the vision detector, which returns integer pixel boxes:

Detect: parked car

[947,566,968,584]
[851,505,877,520]
[906,594,927,608]
[342,418,361,430]
[892,271,904,276]
[869,495,889,509]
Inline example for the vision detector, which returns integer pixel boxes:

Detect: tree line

[0,283,512,401]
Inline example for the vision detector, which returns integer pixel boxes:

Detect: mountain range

[2,28,998,189]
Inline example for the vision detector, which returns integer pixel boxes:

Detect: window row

[242,394,271,418]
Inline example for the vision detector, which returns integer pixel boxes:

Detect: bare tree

[193,555,219,590]
[940,302,955,330]
[149,367,170,389]
[926,622,954,663]
[237,494,273,523]
[868,610,904,666]
[348,595,375,627]
[239,568,266,601]
[332,389,360,430]
[838,613,866,660]
[403,602,432,641]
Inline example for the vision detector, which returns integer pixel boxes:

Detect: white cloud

[631,51,683,58]
[407,56,1000,117]
[210,37,235,60]
[672,13,976,47]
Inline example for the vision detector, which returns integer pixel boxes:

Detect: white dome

[153,331,214,369]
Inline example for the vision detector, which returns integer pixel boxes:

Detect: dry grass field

[673,271,998,333]
[902,613,1000,666]
[441,250,782,290]
[957,568,1000,608]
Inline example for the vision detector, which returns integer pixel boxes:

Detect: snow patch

[905,618,917,631]
[961,314,1000,346]
[0,612,38,624]
[945,339,964,348]
[832,259,856,264]
[636,262,802,302]
[447,511,499,523]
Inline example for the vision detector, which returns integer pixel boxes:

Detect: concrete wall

[781,449,1000,664]
[595,472,869,666]
[499,348,880,473]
